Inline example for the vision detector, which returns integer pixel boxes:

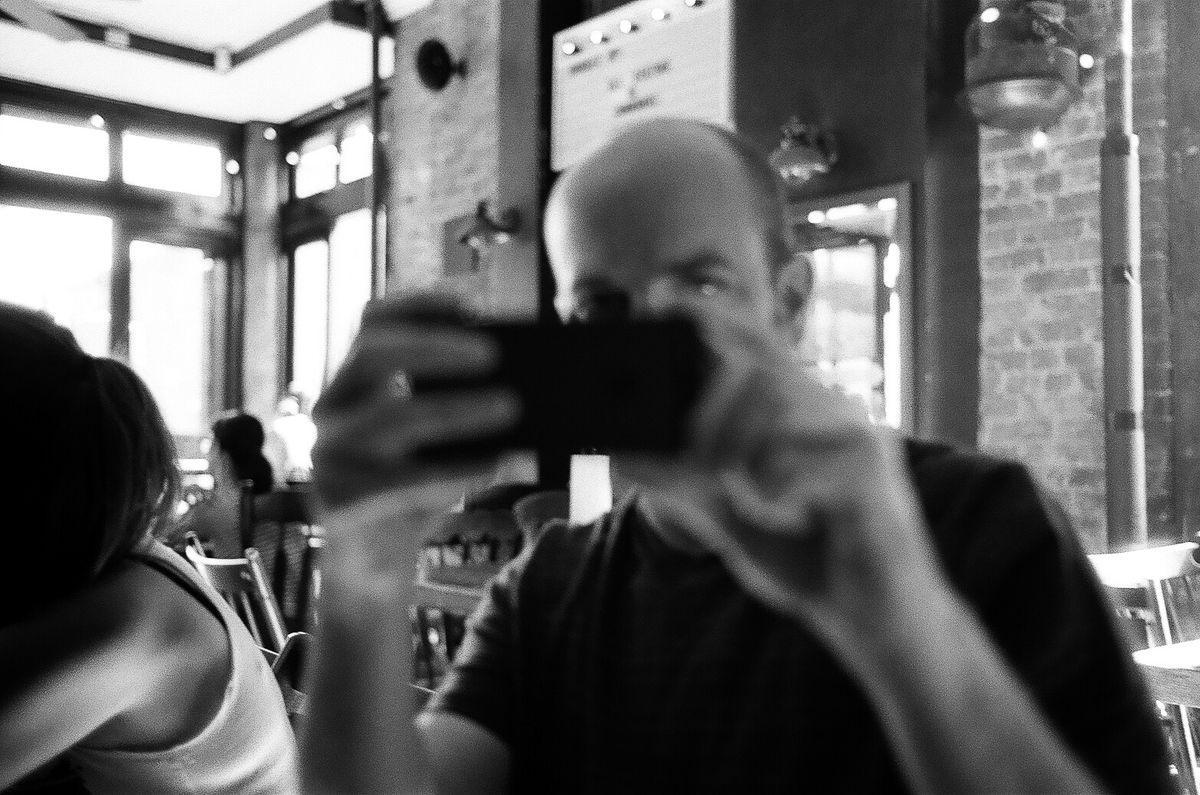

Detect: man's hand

[310,292,520,581]
[621,305,947,659]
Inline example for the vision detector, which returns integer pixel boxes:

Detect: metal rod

[1101,0,1148,549]
[368,0,386,298]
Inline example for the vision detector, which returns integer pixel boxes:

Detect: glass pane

[799,244,881,420]
[122,132,222,197]
[338,123,373,184]
[0,112,109,181]
[327,208,373,377]
[291,239,330,401]
[295,133,338,199]
[129,241,216,439]
[0,205,112,355]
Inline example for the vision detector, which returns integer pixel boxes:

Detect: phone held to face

[412,319,705,459]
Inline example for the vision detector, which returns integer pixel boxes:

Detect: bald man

[300,120,1172,794]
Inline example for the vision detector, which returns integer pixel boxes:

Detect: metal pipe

[1100,0,1148,549]
[368,0,386,299]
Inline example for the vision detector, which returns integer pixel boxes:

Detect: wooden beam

[0,165,240,242]
[0,10,214,67]
[2,1,385,73]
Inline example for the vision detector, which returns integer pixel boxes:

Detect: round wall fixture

[415,39,467,91]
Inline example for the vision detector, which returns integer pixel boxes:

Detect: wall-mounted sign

[551,0,733,172]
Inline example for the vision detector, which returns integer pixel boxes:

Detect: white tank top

[67,540,300,794]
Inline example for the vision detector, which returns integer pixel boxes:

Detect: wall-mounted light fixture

[458,200,520,270]
[963,1,1080,130]
[415,39,467,91]
[768,117,838,188]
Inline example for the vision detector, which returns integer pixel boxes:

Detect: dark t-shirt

[427,439,1174,794]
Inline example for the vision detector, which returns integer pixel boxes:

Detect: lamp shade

[964,1,1080,130]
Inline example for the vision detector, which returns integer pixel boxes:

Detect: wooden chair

[185,543,289,655]
[1089,542,1200,792]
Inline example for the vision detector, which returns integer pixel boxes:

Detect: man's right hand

[311,292,521,515]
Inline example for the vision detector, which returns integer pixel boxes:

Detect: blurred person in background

[0,303,296,794]
[269,388,317,485]
[165,412,274,557]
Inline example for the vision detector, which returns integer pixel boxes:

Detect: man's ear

[772,252,814,346]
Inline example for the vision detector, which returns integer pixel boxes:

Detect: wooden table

[1134,639,1200,708]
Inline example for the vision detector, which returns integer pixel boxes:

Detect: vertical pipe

[368,0,386,298]
[1101,0,1148,549]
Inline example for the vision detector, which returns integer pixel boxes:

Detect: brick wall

[385,0,500,302]
[978,0,1170,552]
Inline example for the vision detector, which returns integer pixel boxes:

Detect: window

[295,132,339,199]
[122,131,223,197]
[338,123,372,184]
[289,209,375,399]
[0,110,109,181]
[290,118,373,198]
[0,204,113,355]
[0,88,239,458]
[791,186,912,429]
[328,208,373,372]
[129,241,220,437]
[291,239,330,402]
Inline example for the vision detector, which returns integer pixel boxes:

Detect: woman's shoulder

[100,558,228,659]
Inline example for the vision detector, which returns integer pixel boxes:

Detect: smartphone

[413,318,706,456]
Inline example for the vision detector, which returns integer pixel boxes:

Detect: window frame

[0,78,244,444]
[278,103,378,394]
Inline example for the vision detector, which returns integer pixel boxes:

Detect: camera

[413,318,706,457]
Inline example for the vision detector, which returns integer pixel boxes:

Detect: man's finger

[315,387,520,467]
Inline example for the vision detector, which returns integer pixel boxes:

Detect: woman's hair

[0,303,180,623]
[212,413,274,495]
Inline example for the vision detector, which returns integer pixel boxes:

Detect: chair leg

[1163,704,1199,794]
[295,536,323,633]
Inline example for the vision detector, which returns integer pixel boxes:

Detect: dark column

[920,0,982,446]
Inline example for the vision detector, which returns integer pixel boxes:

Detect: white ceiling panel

[37,0,331,50]
[0,22,393,122]
[0,0,428,122]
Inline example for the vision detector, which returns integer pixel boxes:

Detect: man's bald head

[543,118,811,331]
[546,119,795,278]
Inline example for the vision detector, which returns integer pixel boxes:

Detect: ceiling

[0,0,432,123]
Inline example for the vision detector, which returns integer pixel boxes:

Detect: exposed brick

[1023,268,1091,294]
[1033,172,1063,194]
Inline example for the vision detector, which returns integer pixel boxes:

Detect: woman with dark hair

[169,412,275,557]
[0,303,297,793]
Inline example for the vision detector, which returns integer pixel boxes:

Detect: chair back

[1090,542,1200,646]
[260,630,312,727]
[185,544,289,653]
[240,484,321,633]
[1089,542,1200,792]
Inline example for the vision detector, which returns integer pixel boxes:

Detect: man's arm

[626,305,1124,793]
[844,569,1108,794]
[301,293,519,794]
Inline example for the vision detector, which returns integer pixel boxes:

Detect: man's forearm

[301,496,438,794]
[851,583,1103,794]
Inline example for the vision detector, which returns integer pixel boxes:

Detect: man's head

[544,118,811,336]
